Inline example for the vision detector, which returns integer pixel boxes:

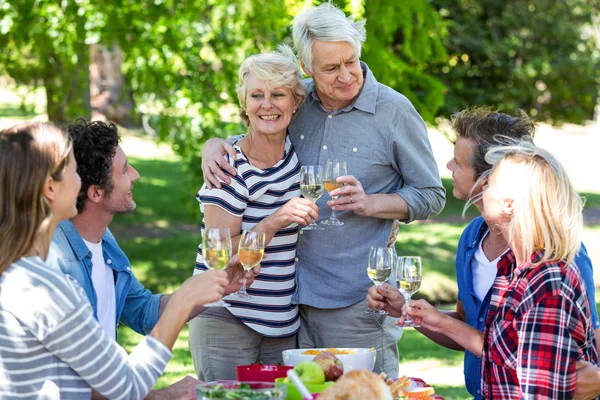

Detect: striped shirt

[0,256,172,400]
[482,250,598,399]
[195,136,301,338]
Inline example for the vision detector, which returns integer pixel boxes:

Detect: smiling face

[446,137,478,201]
[101,145,140,214]
[306,40,364,112]
[245,74,299,137]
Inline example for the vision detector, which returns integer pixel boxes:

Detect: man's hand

[201,138,237,189]
[146,376,202,400]
[327,175,372,217]
[574,360,600,400]
[402,299,446,331]
[224,254,260,295]
[366,283,405,318]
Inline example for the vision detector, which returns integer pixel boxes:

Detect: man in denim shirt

[47,120,250,399]
[368,107,599,399]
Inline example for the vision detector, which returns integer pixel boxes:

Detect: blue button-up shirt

[457,216,598,399]
[47,220,162,337]
[289,62,445,308]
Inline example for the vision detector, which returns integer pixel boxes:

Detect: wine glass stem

[240,276,247,294]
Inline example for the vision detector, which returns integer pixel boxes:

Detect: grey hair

[236,44,306,126]
[292,2,366,74]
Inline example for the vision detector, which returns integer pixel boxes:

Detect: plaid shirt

[481,250,598,399]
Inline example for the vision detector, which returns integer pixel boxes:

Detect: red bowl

[236,364,293,382]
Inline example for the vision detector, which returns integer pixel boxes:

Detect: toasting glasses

[396,256,422,327]
[300,165,324,231]
[202,227,232,307]
[366,246,393,314]
[236,230,265,299]
[322,160,347,226]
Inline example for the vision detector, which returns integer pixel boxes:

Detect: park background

[1,0,600,398]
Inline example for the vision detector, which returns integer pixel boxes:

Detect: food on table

[317,370,393,400]
[397,385,435,399]
[196,382,283,400]
[312,351,344,381]
[301,348,357,356]
[293,361,326,384]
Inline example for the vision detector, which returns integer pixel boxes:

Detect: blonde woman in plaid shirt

[405,141,598,399]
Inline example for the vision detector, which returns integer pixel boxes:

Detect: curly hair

[67,120,120,213]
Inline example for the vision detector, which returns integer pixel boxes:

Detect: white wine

[300,184,324,201]
[238,248,264,271]
[203,248,230,270]
[398,279,421,296]
[367,266,392,285]
[323,179,345,194]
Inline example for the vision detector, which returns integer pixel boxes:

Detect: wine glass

[366,246,393,314]
[202,227,232,307]
[321,160,347,226]
[236,230,265,299]
[300,165,324,231]
[396,256,422,327]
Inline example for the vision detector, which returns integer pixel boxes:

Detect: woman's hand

[268,197,319,228]
[366,283,405,318]
[401,299,446,331]
[327,175,372,217]
[574,360,600,400]
[201,138,237,189]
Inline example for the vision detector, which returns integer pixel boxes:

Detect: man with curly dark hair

[46,120,253,399]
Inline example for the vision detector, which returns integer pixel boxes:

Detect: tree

[432,0,600,123]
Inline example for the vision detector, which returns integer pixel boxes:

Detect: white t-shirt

[471,230,509,302]
[84,239,116,341]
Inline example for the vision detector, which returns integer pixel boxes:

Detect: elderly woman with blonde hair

[188,45,319,381]
[405,141,598,398]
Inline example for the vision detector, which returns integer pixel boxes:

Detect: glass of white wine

[236,230,265,299]
[300,165,324,231]
[202,227,232,307]
[366,246,393,314]
[322,160,347,226]
[396,256,422,327]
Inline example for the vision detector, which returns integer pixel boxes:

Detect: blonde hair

[236,45,306,126]
[0,122,72,274]
[292,2,366,74]
[483,141,582,266]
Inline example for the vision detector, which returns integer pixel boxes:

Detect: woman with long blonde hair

[405,141,597,398]
[0,122,229,399]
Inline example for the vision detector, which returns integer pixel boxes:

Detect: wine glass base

[234,292,251,299]
[402,319,420,328]
[321,219,343,226]
[302,224,324,231]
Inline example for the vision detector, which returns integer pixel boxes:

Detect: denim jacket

[47,220,161,337]
[457,216,598,399]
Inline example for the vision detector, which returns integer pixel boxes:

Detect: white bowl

[282,348,376,372]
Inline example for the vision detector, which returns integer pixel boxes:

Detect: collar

[308,61,378,115]
[496,249,516,277]
[57,219,93,261]
[468,217,489,250]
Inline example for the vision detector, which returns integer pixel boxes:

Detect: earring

[293,110,296,114]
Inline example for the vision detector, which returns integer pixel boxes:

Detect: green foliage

[360,0,448,123]
[0,0,93,123]
[432,0,600,122]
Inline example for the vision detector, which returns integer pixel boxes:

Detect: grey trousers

[297,299,403,379]
[188,308,297,381]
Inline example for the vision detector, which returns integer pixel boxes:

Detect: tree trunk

[90,44,138,127]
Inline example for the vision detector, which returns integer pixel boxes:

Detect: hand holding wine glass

[202,227,232,307]
[236,230,266,299]
[366,246,393,314]
[396,256,422,327]
[300,165,324,231]
[322,160,347,226]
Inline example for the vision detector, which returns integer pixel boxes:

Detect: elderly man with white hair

[201,3,445,378]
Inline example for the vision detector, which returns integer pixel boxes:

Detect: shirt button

[322,145,328,150]
[295,257,299,262]
[477,390,481,394]
[328,115,332,119]
[106,259,112,265]
[353,147,358,152]
[479,317,484,322]
[127,267,131,271]
[300,135,305,139]
[299,230,303,235]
